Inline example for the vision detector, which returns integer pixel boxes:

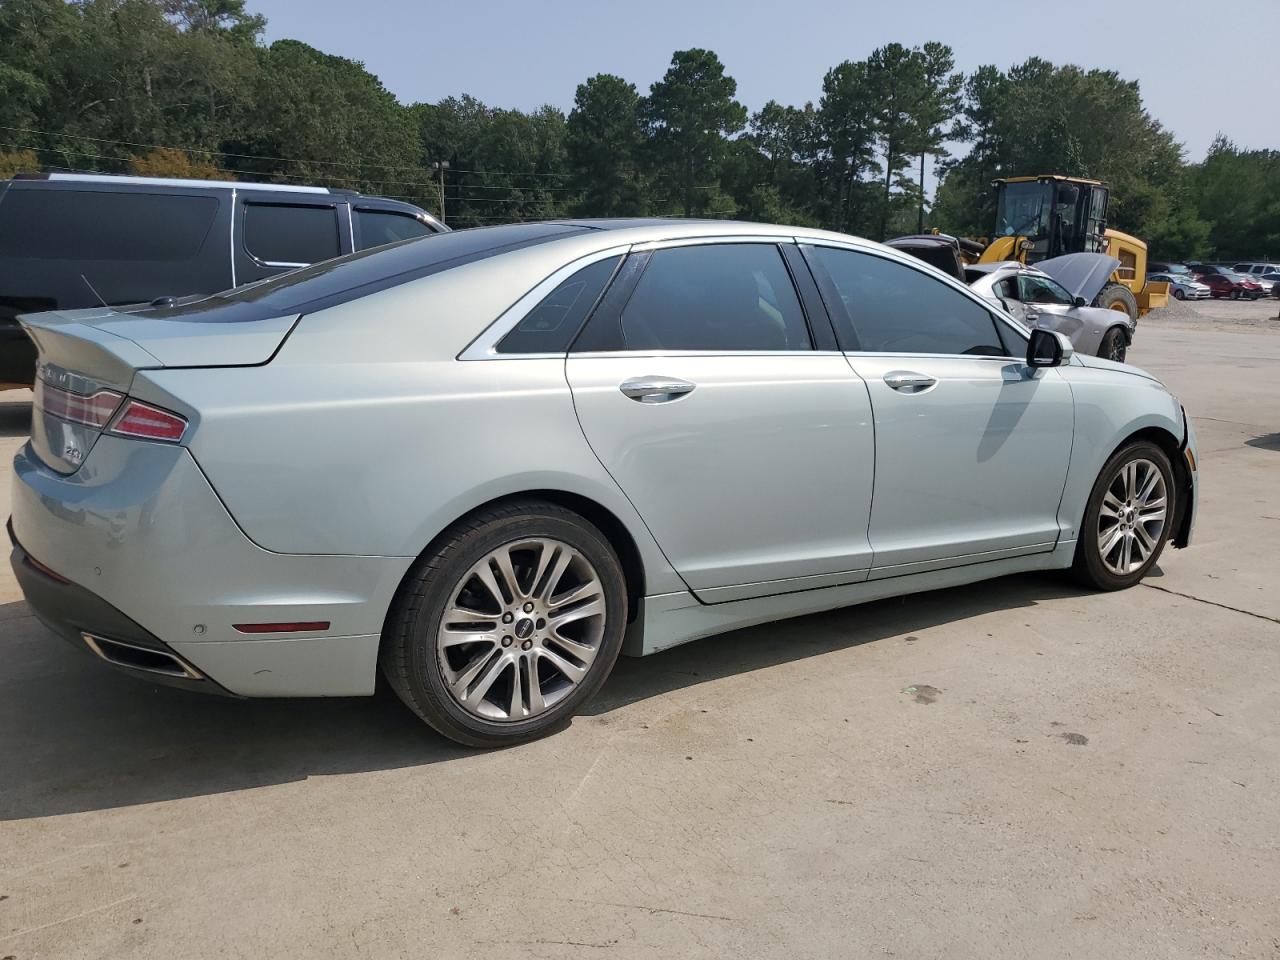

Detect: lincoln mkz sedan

[9,220,1198,746]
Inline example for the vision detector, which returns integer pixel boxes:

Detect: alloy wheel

[436,538,606,722]
[1097,458,1167,575]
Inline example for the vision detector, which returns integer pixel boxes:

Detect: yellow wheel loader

[976,175,1168,319]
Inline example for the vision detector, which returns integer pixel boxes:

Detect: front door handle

[620,376,696,403]
[883,371,937,393]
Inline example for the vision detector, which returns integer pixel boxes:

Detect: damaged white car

[966,255,1136,363]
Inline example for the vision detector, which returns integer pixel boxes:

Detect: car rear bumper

[9,436,411,696]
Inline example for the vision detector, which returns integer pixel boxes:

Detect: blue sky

[252,0,1279,168]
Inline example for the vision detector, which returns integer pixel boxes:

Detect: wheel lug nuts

[521,639,533,651]
[523,602,535,613]
[501,612,514,624]
[501,635,513,647]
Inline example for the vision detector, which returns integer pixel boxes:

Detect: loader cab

[993,176,1110,264]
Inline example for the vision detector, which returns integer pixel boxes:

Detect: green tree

[816,60,878,232]
[866,43,924,240]
[907,41,962,233]
[640,48,746,216]
[565,73,644,217]
[236,39,421,198]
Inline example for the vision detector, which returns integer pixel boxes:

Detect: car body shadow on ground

[0,570,1090,821]
[0,398,32,439]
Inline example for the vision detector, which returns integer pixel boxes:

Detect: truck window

[0,189,218,261]
[243,203,340,266]
[355,209,433,250]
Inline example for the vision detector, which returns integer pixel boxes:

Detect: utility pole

[918,152,926,234]
[432,160,450,224]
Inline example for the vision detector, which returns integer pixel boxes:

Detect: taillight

[108,400,188,443]
[35,380,123,428]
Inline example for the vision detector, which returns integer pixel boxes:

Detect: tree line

[1,0,1276,260]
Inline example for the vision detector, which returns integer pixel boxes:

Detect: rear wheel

[1096,283,1138,321]
[1073,441,1175,590]
[1098,327,1127,363]
[380,500,627,747]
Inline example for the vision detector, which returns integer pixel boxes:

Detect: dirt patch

[1058,732,1089,746]
[903,684,941,705]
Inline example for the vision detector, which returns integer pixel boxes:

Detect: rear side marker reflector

[108,400,189,442]
[35,381,123,428]
[233,622,331,635]
[25,553,71,584]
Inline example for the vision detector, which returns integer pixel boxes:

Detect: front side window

[497,256,620,354]
[243,203,340,265]
[356,209,433,251]
[617,244,810,351]
[0,189,218,261]
[1018,275,1074,306]
[810,246,1008,356]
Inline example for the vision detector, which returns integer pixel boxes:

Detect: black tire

[1095,283,1138,321]
[1172,288,1185,300]
[1072,441,1175,591]
[1230,289,1240,300]
[1097,326,1128,363]
[380,499,628,747]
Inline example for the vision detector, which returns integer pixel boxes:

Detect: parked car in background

[1261,271,1280,298]
[967,256,1137,362]
[1191,265,1259,299]
[9,219,1197,746]
[1148,272,1211,300]
[1232,262,1278,279]
[0,172,446,389]
[1149,262,1193,276]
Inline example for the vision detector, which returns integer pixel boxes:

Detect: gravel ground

[2,324,1279,960]
[1144,295,1280,329]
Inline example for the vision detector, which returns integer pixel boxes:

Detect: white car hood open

[1038,253,1121,303]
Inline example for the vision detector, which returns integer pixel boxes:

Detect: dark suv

[1,173,446,388]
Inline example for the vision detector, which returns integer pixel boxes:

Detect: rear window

[243,203,340,265]
[146,222,592,323]
[0,188,218,261]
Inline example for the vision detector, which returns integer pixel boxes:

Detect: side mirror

[1027,328,1073,368]
[1074,296,1087,307]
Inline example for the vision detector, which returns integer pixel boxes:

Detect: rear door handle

[620,376,696,403]
[883,371,937,393]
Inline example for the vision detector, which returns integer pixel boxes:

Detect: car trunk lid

[19,305,297,473]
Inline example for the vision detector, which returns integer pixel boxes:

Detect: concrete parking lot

[2,302,1278,959]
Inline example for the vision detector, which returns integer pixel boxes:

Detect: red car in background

[1193,266,1262,299]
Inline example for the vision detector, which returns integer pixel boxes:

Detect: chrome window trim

[628,234,794,252]
[457,244,633,360]
[798,236,1032,349]
[569,349,845,360]
[228,186,238,288]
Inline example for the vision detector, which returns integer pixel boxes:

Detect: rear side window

[356,209,433,250]
[618,244,810,351]
[0,189,217,261]
[243,203,339,265]
[809,246,1007,356]
[497,256,620,354]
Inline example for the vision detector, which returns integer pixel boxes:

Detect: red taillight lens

[108,400,188,442]
[35,380,123,428]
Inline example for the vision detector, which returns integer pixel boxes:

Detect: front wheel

[1172,288,1185,300]
[1073,442,1175,590]
[380,500,628,747]
[1098,327,1127,363]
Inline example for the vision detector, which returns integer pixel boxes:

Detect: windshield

[995,182,1054,240]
